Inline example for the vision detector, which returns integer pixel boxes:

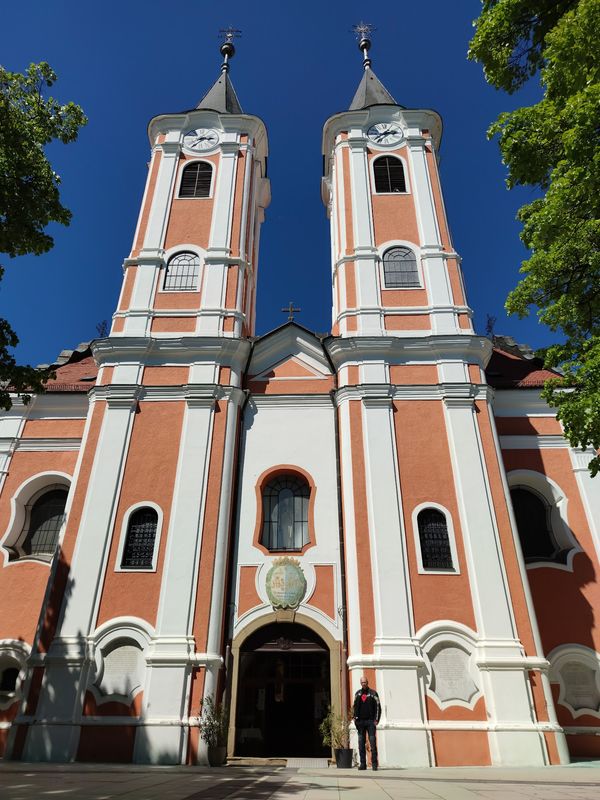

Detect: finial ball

[220,41,235,59]
[358,36,371,52]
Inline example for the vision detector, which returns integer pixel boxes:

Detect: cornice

[325,334,493,368]
[15,438,81,452]
[90,384,244,407]
[334,383,493,405]
[92,336,251,368]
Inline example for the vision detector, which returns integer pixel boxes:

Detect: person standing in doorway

[353,676,381,770]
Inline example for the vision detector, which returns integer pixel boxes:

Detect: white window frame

[412,501,460,575]
[0,472,71,567]
[176,158,215,200]
[378,241,423,291]
[157,244,205,294]
[548,644,600,720]
[114,501,163,573]
[507,469,581,572]
[369,153,411,196]
[0,639,30,711]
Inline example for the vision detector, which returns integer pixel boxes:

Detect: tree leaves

[470,0,600,476]
[0,62,86,407]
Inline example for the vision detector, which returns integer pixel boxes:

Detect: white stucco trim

[114,501,164,572]
[174,158,215,200]
[506,469,581,572]
[411,502,460,575]
[369,153,412,196]
[0,639,30,711]
[417,622,482,711]
[547,644,600,720]
[377,240,423,291]
[0,471,72,568]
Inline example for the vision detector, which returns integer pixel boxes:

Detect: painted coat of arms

[265,557,307,610]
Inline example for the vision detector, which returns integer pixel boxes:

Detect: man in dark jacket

[353,676,381,770]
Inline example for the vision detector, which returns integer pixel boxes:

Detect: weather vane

[218,27,242,72]
[352,21,376,69]
[281,301,301,322]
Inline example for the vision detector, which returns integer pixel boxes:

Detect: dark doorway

[235,623,330,757]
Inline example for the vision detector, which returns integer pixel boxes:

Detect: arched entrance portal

[234,622,331,757]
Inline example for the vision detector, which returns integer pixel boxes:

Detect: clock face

[367,123,403,146]
[183,128,220,151]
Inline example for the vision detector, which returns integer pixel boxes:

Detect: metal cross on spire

[218,26,242,72]
[281,301,301,322]
[352,21,376,70]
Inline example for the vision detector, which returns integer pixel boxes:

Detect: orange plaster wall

[219,367,231,386]
[385,315,430,331]
[238,566,262,617]
[150,317,196,333]
[458,313,472,330]
[389,365,438,385]
[99,367,114,386]
[308,565,335,620]
[118,267,137,311]
[22,419,85,438]
[496,416,563,436]
[344,262,357,309]
[468,364,483,384]
[432,730,491,766]
[372,195,420,248]
[393,399,476,631]
[142,366,189,386]
[132,151,162,256]
[347,401,376,653]
[381,288,428,308]
[475,403,538,656]
[248,378,335,395]
[112,318,125,333]
[153,291,202,310]
[0,450,78,643]
[164,154,218,251]
[446,258,467,307]
[501,447,600,657]
[96,401,184,628]
[426,695,487,722]
[192,399,229,652]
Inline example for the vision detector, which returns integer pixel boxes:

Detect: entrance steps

[227,756,331,768]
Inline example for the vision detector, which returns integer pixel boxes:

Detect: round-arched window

[164,252,200,291]
[261,475,310,551]
[382,246,420,288]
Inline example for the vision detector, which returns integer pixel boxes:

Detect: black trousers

[356,720,378,767]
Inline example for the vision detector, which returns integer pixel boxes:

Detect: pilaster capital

[90,385,142,408]
[347,134,368,150]
[183,384,220,409]
[220,141,241,156]
[570,449,596,472]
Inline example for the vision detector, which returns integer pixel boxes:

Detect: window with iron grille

[510,487,562,563]
[121,507,158,569]
[373,156,406,193]
[21,487,68,559]
[383,246,420,288]
[164,251,200,291]
[418,509,453,570]
[179,161,212,198]
[261,475,310,551]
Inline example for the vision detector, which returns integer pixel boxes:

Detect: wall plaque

[265,557,307,610]
[429,645,478,705]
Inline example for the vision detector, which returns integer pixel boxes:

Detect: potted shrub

[200,694,229,766]
[319,706,353,768]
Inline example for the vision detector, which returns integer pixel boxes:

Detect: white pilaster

[571,449,600,563]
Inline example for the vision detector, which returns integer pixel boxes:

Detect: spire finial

[352,21,376,70]
[218,26,242,73]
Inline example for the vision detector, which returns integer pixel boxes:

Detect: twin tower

[4,36,584,768]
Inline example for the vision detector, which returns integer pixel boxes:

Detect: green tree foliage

[469,0,600,476]
[0,62,86,409]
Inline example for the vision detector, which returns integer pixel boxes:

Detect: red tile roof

[485,345,560,389]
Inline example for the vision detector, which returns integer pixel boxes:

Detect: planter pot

[334,747,353,768]
[207,745,227,767]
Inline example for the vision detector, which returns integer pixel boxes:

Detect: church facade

[1,38,599,767]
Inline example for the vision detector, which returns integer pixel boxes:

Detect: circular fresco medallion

[265,557,307,610]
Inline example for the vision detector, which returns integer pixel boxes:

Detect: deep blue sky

[2,0,549,367]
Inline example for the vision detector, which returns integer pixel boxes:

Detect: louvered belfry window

[179,161,212,198]
[121,508,158,569]
[418,509,453,570]
[261,475,310,551]
[374,156,406,193]
[22,488,68,558]
[383,246,420,288]
[164,251,200,291]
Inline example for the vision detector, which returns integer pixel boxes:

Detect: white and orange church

[0,33,599,768]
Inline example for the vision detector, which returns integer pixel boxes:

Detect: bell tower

[322,28,471,338]
[114,31,270,340]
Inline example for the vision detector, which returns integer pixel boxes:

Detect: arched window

[510,487,562,563]
[15,486,68,560]
[163,251,200,291]
[121,507,158,569]
[373,156,406,193]
[418,509,453,570]
[179,161,212,198]
[383,246,420,288]
[261,475,310,551]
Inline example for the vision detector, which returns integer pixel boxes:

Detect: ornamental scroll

[265,557,307,610]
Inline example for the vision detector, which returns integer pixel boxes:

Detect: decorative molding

[500,435,569,450]
[15,438,81,452]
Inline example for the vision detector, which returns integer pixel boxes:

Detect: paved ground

[2,762,600,800]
